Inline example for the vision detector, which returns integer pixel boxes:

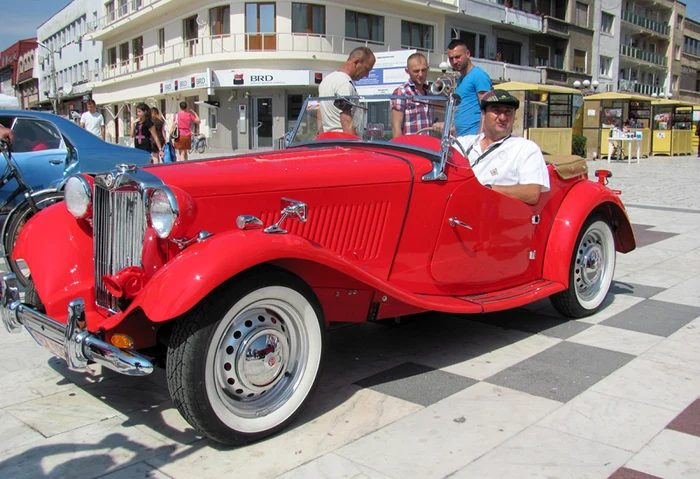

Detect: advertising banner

[160,72,210,94]
[355,50,415,95]
[212,70,320,87]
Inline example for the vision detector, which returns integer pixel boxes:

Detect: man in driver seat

[457,89,550,205]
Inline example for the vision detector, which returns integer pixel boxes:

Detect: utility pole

[37,41,59,113]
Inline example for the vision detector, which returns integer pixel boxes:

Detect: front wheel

[166,268,326,445]
[3,190,64,287]
[550,215,616,318]
[197,139,206,154]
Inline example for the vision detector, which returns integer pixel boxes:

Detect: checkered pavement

[0,158,699,478]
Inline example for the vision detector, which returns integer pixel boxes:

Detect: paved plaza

[0,155,699,478]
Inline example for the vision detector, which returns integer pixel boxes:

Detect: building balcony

[541,16,569,37]
[460,0,542,33]
[621,10,670,37]
[619,44,668,68]
[99,33,444,81]
[472,57,541,83]
[618,79,661,96]
[539,66,590,86]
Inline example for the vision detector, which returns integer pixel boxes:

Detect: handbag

[170,113,180,140]
[162,142,176,163]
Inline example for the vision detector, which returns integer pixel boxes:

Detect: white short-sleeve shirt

[80,111,104,137]
[318,71,363,134]
[457,133,550,192]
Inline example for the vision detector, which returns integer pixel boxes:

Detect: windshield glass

[287,94,451,146]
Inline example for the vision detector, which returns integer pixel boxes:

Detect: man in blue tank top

[447,39,493,136]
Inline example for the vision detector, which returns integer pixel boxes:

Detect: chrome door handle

[449,217,473,230]
[49,159,63,165]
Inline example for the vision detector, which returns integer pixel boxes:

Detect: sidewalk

[0,154,698,478]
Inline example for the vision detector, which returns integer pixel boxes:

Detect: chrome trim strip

[1,273,153,376]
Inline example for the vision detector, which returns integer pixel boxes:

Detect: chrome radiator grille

[93,184,147,311]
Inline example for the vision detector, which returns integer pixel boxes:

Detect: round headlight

[149,188,178,238]
[64,175,92,219]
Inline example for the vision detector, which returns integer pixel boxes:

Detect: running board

[459,279,565,313]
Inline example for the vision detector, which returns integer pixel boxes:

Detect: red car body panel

[13,141,635,349]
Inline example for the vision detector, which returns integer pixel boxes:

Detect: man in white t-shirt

[80,99,105,140]
[318,47,376,136]
[456,89,550,205]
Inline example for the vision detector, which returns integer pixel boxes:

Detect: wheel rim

[210,297,310,425]
[574,223,614,305]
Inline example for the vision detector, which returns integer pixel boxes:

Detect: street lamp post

[37,41,59,113]
[573,79,600,96]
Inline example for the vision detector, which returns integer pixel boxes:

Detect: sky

[1,0,700,51]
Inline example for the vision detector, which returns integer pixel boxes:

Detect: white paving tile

[667,316,700,345]
[97,461,174,479]
[336,382,561,479]
[615,246,680,273]
[641,338,700,372]
[0,416,174,479]
[620,268,699,289]
[567,324,663,356]
[277,453,396,479]
[149,387,421,479]
[0,364,79,409]
[449,425,631,479]
[591,357,700,412]
[536,390,678,452]
[647,233,700,253]
[651,275,700,307]
[4,388,123,437]
[441,334,561,380]
[0,409,44,453]
[625,429,700,478]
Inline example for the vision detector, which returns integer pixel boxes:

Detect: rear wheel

[550,215,616,318]
[4,191,64,287]
[197,138,206,154]
[167,268,326,445]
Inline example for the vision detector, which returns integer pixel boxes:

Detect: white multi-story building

[591,0,621,92]
[36,0,104,116]
[85,0,463,150]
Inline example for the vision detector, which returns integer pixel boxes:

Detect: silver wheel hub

[575,230,607,301]
[215,308,291,401]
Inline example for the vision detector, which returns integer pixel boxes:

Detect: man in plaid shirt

[392,53,434,137]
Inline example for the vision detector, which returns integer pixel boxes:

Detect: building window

[345,10,384,43]
[107,47,117,67]
[599,55,612,77]
[535,44,550,66]
[292,3,325,35]
[118,0,127,17]
[677,15,684,29]
[158,28,165,51]
[496,38,521,65]
[574,49,586,73]
[673,74,678,89]
[209,5,231,36]
[401,21,433,50]
[675,45,681,60]
[119,42,129,65]
[132,36,143,69]
[245,3,276,50]
[575,2,588,28]
[601,12,613,34]
[106,1,115,22]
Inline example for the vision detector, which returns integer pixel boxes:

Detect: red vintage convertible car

[0,93,634,445]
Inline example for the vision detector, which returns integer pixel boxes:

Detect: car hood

[148,146,420,197]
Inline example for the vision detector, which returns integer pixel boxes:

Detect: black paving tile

[486,342,634,402]
[471,309,592,339]
[354,362,477,407]
[601,299,700,337]
[610,281,666,299]
[631,222,679,248]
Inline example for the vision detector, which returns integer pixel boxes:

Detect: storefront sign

[160,72,210,94]
[212,70,318,87]
[355,50,415,95]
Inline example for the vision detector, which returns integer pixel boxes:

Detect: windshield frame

[285,93,459,181]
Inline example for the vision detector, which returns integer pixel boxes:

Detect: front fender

[543,181,636,286]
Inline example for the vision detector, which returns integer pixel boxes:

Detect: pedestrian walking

[391,52,433,137]
[171,101,200,161]
[318,47,376,136]
[150,107,167,164]
[131,102,164,163]
[80,100,105,140]
[447,39,493,136]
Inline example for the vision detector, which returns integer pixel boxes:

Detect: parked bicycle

[0,140,64,287]
[189,134,207,155]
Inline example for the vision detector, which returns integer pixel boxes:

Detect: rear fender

[542,181,636,287]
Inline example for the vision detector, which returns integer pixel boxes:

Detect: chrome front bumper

[0,274,153,377]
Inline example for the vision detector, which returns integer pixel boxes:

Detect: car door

[430,179,538,293]
[1,117,68,207]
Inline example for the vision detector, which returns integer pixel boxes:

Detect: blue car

[0,110,150,211]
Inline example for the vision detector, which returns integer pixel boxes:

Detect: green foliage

[572,134,587,157]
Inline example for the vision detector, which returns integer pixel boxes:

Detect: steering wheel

[414,127,438,135]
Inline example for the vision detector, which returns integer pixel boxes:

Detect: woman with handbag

[131,103,164,163]
[171,101,200,161]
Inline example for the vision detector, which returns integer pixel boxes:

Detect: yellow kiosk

[693,105,700,154]
[651,100,695,156]
[497,81,583,155]
[582,92,652,159]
